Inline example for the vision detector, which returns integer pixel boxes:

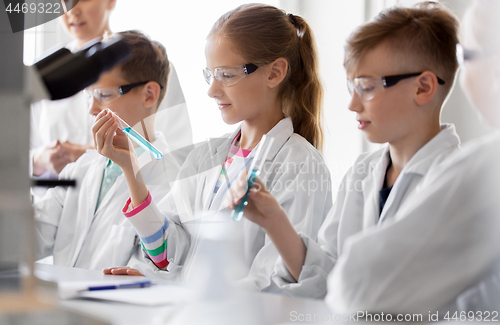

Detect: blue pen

[81,280,152,292]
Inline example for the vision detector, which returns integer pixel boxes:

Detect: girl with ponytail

[93,4,332,290]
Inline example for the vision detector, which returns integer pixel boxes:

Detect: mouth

[357,120,371,130]
[216,103,231,110]
[70,21,85,29]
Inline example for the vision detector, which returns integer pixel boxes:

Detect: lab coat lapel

[378,124,460,224]
[208,151,253,213]
[201,134,235,212]
[362,146,390,228]
[378,172,410,224]
[201,117,294,213]
[93,173,125,215]
[261,116,294,161]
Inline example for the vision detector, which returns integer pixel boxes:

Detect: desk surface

[34,263,333,325]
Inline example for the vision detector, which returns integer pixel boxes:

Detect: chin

[364,133,386,144]
[220,112,242,126]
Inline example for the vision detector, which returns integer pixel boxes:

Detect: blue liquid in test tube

[122,127,163,160]
[232,169,259,221]
[107,109,163,160]
[231,135,274,221]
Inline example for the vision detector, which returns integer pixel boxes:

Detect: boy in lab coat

[325,0,500,314]
[227,2,462,298]
[33,30,181,271]
[30,0,192,182]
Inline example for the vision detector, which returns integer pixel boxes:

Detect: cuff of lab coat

[272,233,335,299]
[123,192,165,238]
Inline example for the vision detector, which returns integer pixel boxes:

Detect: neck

[386,120,441,185]
[239,106,283,151]
[76,26,111,50]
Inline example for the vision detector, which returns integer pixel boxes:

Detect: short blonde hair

[345,1,459,96]
[117,30,170,110]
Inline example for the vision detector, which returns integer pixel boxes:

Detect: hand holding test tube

[106,108,163,160]
[230,135,274,221]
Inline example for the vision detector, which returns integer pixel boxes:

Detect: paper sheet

[60,282,197,306]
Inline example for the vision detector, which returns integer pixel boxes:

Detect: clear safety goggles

[84,81,163,105]
[347,72,446,102]
[203,63,258,87]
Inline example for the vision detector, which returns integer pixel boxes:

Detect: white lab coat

[33,133,181,270]
[126,117,333,290]
[326,131,500,314]
[30,62,192,179]
[271,124,460,299]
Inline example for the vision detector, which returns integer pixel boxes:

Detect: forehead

[205,35,247,69]
[347,43,407,79]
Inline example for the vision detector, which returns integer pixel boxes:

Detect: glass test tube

[231,134,274,221]
[107,108,163,160]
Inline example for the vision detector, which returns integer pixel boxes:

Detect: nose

[348,91,363,113]
[207,79,223,99]
[88,98,104,116]
[66,3,81,16]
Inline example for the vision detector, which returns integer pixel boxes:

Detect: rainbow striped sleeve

[122,192,169,269]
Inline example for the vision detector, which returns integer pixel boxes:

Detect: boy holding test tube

[33,31,181,273]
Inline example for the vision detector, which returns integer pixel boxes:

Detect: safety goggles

[203,63,258,87]
[84,81,163,105]
[347,72,446,102]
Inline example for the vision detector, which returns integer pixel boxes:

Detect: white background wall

[24,0,493,193]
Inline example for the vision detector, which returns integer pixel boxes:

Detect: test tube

[107,108,163,160]
[231,134,274,221]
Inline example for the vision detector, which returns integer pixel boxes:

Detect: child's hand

[32,141,93,176]
[92,109,136,170]
[33,141,71,175]
[102,266,145,276]
[57,141,94,162]
[225,171,287,230]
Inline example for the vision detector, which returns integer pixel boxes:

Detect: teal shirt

[95,147,145,212]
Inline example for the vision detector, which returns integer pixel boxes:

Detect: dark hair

[209,4,324,151]
[345,1,460,96]
[116,30,170,110]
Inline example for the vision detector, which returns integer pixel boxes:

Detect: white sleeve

[271,169,352,298]
[123,193,191,277]
[326,142,500,314]
[123,146,204,275]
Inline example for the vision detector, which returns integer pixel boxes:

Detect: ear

[414,71,438,106]
[266,58,288,88]
[143,81,161,110]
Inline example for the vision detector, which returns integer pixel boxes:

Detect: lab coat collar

[399,123,460,176]
[378,124,460,224]
[207,116,294,159]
